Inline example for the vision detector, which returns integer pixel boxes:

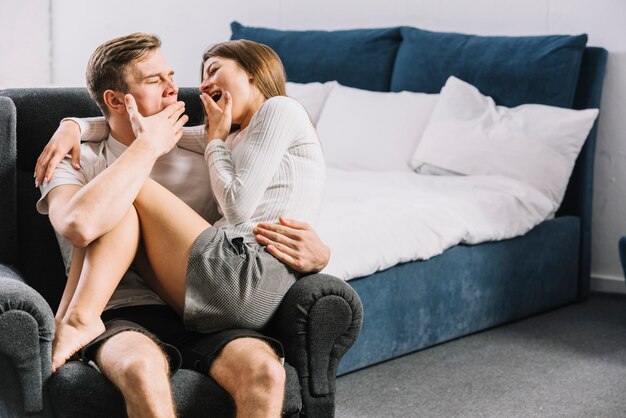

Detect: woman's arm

[176,124,208,154]
[35,116,205,186]
[34,117,109,186]
[206,97,309,225]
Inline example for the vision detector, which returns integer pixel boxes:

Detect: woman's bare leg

[131,178,211,314]
[54,178,210,371]
[52,206,141,371]
[55,246,86,327]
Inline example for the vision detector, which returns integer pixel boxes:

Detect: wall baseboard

[591,274,625,294]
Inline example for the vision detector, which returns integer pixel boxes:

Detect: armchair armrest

[0,264,55,414]
[267,273,363,418]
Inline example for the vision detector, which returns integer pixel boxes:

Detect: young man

[36,32,329,418]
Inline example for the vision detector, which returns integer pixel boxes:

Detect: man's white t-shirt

[37,135,218,310]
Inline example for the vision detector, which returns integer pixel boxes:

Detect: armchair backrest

[0,88,202,309]
[0,97,18,267]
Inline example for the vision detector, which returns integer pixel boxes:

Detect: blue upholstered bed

[229,22,608,374]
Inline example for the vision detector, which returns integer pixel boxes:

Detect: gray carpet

[336,292,626,418]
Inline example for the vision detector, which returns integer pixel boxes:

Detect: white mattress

[317,168,554,280]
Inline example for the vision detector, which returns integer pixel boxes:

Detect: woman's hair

[86,32,161,116]
[202,39,287,99]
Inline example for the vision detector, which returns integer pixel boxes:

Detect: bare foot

[52,313,105,372]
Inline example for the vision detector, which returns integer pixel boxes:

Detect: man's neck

[108,116,136,146]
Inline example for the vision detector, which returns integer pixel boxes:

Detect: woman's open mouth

[210,92,222,103]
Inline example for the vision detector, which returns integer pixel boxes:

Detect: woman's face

[200,56,262,126]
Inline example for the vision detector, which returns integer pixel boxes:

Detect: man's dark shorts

[81,305,284,375]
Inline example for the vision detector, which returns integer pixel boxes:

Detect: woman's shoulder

[259,95,308,118]
[253,96,313,132]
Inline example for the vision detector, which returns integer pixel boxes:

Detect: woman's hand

[125,94,188,157]
[200,91,232,141]
[254,217,331,273]
[35,120,82,187]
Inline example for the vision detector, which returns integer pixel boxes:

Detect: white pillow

[286,81,337,126]
[411,76,599,209]
[316,83,438,172]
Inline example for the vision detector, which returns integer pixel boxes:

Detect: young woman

[51,39,326,369]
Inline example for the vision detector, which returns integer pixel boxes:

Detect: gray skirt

[184,227,299,333]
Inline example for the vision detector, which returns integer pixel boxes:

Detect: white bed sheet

[318,168,555,280]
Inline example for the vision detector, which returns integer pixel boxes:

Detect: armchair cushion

[48,361,302,417]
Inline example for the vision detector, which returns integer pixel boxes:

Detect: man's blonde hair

[202,39,287,99]
[86,32,161,116]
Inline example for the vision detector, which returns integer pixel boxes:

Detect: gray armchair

[0,88,363,418]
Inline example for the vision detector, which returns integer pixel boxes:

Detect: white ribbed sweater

[181,96,326,242]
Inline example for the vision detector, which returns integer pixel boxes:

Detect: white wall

[3,0,626,292]
[0,0,50,88]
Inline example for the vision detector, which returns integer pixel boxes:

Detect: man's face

[125,49,178,117]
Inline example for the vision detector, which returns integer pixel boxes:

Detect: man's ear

[103,90,126,114]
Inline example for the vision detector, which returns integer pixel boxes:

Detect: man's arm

[44,141,159,247]
[42,97,188,247]
[253,217,330,273]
